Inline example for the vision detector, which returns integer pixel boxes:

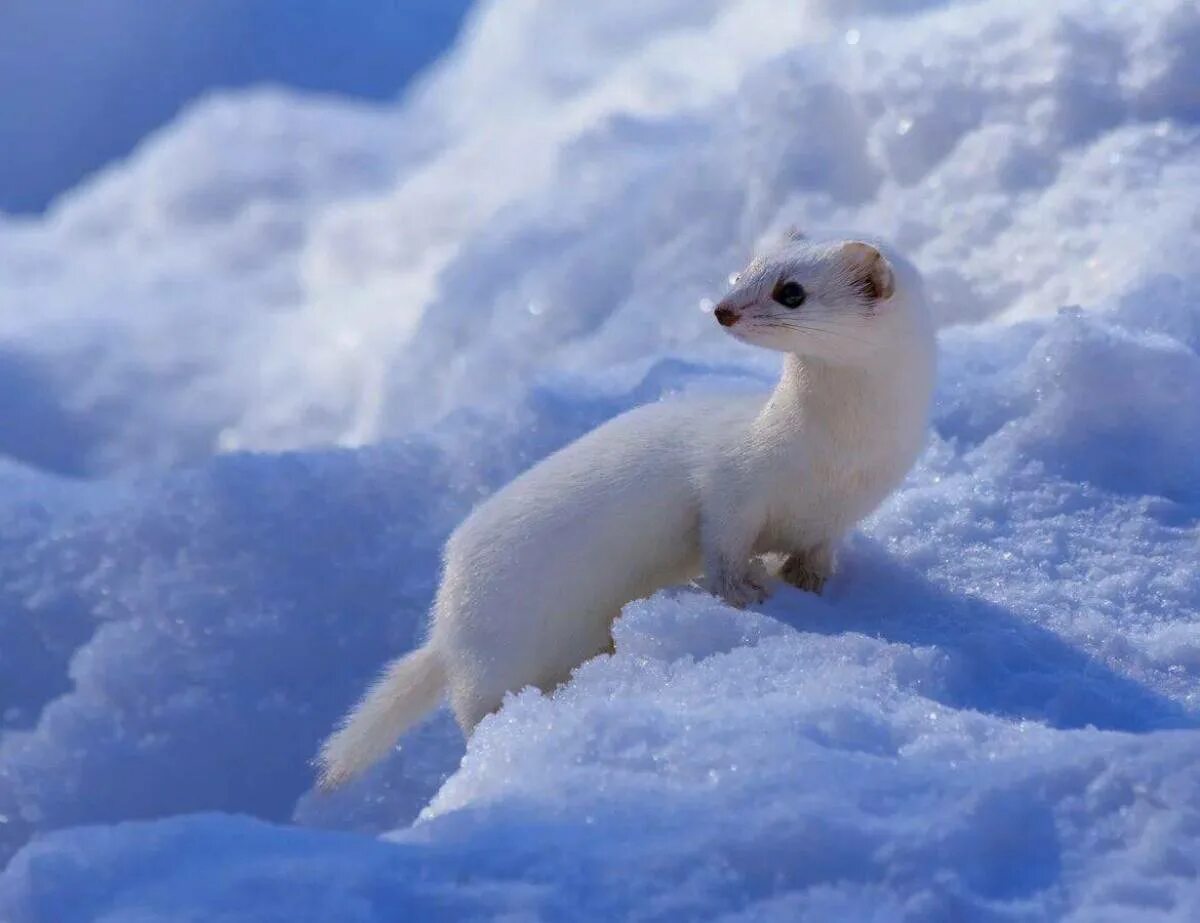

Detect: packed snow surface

[2,0,1200,919]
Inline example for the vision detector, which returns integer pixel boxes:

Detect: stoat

[317,234,936,788]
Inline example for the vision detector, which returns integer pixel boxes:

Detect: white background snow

[0,0,471,214]
[1,0,1199,920]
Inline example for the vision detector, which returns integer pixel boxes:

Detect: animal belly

[533,501,699,630]
[439,478,699,696]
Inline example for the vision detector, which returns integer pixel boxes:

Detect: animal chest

[762,441,893,549]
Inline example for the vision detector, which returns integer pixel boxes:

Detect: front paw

[780,554,827,595]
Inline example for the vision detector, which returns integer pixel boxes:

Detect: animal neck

[760,336,933,460]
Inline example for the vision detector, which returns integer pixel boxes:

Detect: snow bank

[1,0,1200,918]
[0,0,470,213]
[0,357,714,865]
[2,0,1198,473]
[2,288,1199,919]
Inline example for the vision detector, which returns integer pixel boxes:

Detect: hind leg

[449,682,503,735]
[446,654,579,734]
[447,623,617,735]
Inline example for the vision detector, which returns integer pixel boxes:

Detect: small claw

[711,575,770,609]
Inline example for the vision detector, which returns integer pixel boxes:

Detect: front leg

[700,485,770,609]
[780,542,834,595]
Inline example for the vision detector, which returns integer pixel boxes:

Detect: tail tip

[313,738,356,793]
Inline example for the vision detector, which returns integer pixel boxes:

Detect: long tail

[316,643,446,790]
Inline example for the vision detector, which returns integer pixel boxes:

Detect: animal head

[713,236,910,364]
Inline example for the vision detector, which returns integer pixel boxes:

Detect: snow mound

[2,0,1199,472]
[0,356,716,865]
[2,289,1199,918]
[0,0,470,213]
[1,0,1200,918]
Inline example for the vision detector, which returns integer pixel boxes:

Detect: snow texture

[2,0,1200,919]
[0,0,471,213]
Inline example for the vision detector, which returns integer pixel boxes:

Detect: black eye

[772,280,806,308]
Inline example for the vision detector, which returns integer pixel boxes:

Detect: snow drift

[0,0,470,214]
[1,0,1200,919]
[3,0,1198,474]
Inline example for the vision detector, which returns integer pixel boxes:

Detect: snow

[0,0,471,214]
[5,0,1199,476]
[1,0,1200,919]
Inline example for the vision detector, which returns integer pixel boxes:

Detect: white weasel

[317,234,936,788]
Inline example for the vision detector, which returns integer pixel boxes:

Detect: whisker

[749,317,877,348]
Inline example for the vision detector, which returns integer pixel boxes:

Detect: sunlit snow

[1,0,1199,919]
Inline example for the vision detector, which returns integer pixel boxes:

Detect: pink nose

[714,306,738,327]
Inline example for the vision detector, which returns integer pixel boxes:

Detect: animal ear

[840,241,895,302]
